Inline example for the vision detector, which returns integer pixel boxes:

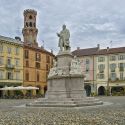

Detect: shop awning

[0,86,39,91]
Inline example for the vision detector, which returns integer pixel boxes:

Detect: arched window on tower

[26,22,28,27]
[29,22,32,27]
[34,23,36,27]
[29,15,32,19]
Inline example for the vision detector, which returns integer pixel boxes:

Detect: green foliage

[111,91,125,96]
[91,92,97,96]
[106,89,110,96]
[14,90,23,96]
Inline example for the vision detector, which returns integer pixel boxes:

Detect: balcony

[119,67,124,72]
[109,78,125,83]
[0,64,4,68]
[6,64,15,69]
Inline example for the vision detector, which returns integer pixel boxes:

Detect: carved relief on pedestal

[70,56,83,75]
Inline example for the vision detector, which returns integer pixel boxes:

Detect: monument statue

[57,24,70,51]
[27,25,103,107]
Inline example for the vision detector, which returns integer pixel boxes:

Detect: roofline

[24,44,55,57]
[0,35,23,46]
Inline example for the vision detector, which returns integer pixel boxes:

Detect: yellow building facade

[0,36,23,97]
[23,45,54,95]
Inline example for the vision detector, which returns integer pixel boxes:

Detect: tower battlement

[23,9,37,16]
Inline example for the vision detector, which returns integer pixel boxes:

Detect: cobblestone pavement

[0,96,125,125]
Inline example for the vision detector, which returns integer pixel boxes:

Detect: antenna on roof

[110,41,112,48]
[51,49,53,53]
[42,40,44,48]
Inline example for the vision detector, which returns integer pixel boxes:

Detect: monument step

[26,101,103,107]
[35,101,75,105]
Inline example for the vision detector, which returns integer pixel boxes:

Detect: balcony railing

[119,67,124,72]
[108,78,125,83]
[6,64,15,69]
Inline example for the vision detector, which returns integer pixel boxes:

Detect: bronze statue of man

[57,25,70,51]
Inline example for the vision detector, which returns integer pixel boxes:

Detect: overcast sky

[0,0,125,53]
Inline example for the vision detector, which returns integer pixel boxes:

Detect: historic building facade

[22,9,54,95]
[0,36,23,97]
[96,47,125,95]
[72,46,99,96]
[73,45,125,96]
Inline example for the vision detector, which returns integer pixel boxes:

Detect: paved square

[0,96,125,125]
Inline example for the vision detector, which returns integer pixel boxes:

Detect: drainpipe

[107,50,110,96]
[92,55,95,94]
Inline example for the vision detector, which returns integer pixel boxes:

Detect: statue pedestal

[47,75,85,99]
[27,51,103,107]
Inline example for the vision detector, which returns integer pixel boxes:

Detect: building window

[15,47,19,55]
[46,55,50,63]
[120,72,124,80]
[7,72,13,80]
[0,70,4,79]
[98,57,105,62]
[24,50,29,59]
[118,63,125,71]
[86,59,89,64]
[7,58,11,65]
[15,72,20,80]
[110,73,116,81]
[85,65,89,72]
[26,22,28,27]
[46,64,49,71]
[110,56,116,61]
[26,60,29,67]
[98,74,104,79]
[34,23,36,27]
[7,47,11,54]
[36,53,41,61]
[0,57,3,65]
[118,55,125,60]
[110,63,116,72]
[29,22,32,27]
[25,72,29,81]
[36,62,40,69]
[29,15,32,19]
[15,59,19,66]
[98,64,105,73]
[37,72,40,82]
[0,45,3,53]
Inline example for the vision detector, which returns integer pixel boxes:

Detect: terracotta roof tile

[72,47,125,56]
[72,47,98,56]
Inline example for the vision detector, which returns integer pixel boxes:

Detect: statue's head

[62,24,66,30]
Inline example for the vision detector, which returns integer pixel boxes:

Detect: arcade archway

[98,86,105,95]
[84,85,91,96]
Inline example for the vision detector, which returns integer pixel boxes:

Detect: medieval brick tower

[22,9,38,46]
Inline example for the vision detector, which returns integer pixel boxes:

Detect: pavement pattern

[0,96,125,125]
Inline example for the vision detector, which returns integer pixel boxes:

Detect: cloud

[0,0,125,54]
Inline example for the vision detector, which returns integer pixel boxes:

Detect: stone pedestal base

[27,75,103,107]
[46,75,85,99]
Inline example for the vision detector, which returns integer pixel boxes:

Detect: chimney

[51,49,53,54]
[77,47,80,50]
[97,44,100,49]
[107,47,109,51]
